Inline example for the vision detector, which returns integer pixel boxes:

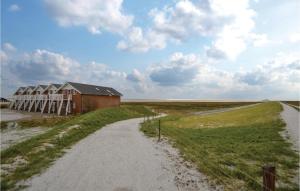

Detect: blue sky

[1,0,300,100]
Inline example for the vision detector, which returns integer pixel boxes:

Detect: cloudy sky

[1,0,300,100]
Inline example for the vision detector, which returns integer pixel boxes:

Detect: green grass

[123,101,258,114]
[1,105,153,190]
[17,116,75,128]
[0,121,9,129]
[141,102,299,191]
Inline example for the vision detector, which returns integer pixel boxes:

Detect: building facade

[10,82,122,115]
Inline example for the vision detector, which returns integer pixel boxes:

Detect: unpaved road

[280,103,300,151]
[25,118,215,191]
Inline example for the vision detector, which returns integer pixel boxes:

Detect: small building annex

[10,82,122,115]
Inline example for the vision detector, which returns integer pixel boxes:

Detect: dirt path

[24,118,216,191]
[280,103,300,151]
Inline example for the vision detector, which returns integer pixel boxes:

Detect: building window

[73,102,76,109]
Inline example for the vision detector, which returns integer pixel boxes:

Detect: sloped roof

[52,84,62,88]
[33,85,47,91]
[13,87,26,95]
[40,85,48,89]
[68,82,122,96]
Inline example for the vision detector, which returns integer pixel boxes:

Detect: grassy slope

[141,102,299,191]
[1,105,153,190]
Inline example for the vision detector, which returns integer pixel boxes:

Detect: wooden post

[158,119,161,142]
[263,165,275,191]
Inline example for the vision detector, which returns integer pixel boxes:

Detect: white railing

[10,94,69,101]
[35,95,47,100]
[49,94,63,100]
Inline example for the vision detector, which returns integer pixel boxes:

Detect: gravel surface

[280,103,300,151]
[24,118,217,191]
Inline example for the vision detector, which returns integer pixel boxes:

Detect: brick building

[10,82,122,115]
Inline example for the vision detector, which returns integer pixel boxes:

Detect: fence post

[158,119,161,142]
[262,165,275,191]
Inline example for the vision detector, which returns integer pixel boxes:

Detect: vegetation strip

[123,101,258,114]
[1,105,153,190]
[141,102,299,191]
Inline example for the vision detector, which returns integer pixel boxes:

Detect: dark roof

[0,97,9,102]
[14,87,25,94]
[39,85,48,89]
[52,84,62,88]
[26,86,35,90]
[68,82,122,96]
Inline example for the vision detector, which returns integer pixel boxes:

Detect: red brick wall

[72,94,82,114]
[72,94,120,114]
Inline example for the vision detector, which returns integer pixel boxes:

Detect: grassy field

[123,101,258,114]
[1,105,153,190]
[141,102,299,191]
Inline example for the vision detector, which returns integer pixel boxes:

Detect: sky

[1,0,300,100]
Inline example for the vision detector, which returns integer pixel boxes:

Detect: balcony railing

[11,94,71,101]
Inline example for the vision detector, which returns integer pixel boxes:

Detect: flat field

[123,101,258,114]
[141,102,299,191]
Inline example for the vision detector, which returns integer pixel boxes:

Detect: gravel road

[280,103,300,151]
[24,118,216,191]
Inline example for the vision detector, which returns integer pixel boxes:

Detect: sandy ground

[192,103,259,116]
[24,118,218,191]
[280,103,300,151]
[1,123,47,150]
[0,109,32,122]
[0,108,57,122]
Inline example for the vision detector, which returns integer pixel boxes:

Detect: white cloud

[119,0,266,58]
[117,27,166,52]
[236,52,300,97]
[44,0,133,34]
[0,51,8,63]
[149,52,200,86]
[9,4,21,12]
[2,43,17,52]
[126,69,144,82]
[289,32,300,43]
[2,44,299,100]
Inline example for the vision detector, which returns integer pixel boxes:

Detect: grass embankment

[123,101,258,114]
[141,102,299,191]
[1,105,153,190]
[1,117,74,130]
